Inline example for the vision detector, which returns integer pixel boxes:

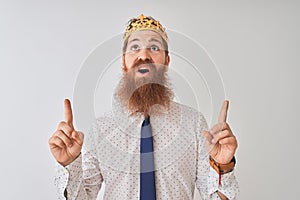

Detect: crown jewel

[123,14,168,43]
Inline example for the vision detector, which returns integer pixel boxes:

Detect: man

[48,14,239,200]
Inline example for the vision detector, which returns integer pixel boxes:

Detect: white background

[1,0,299,199]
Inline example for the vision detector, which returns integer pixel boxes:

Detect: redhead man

[49,14,239,200]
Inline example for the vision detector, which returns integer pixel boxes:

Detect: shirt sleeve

[195,112,239,200]
[54,124,103,200]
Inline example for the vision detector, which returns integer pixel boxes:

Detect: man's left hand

[203,100,238,164]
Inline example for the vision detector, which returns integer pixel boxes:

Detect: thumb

[72,131,84,146]
[203,130,213,143]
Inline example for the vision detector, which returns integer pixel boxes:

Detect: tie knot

[142,116,150,126]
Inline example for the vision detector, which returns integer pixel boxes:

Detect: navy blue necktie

[140,116,156,200]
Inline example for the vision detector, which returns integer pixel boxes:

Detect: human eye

[149,45,160,51]
[129,44,140,52]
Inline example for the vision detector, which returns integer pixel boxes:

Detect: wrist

[209,156,236,186]
[209,156,236,174]
[59,152,82,167]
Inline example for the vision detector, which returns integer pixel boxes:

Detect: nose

[137,48,151,61]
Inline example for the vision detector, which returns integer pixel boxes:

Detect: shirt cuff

[208,167,239,200]
[54,154,83,200]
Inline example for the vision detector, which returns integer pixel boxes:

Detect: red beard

[115,62,173,116]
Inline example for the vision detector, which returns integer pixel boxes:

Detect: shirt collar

[112,94,171,138]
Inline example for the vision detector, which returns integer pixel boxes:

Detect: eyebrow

[128,37,163,46]
[148,38,163,46]
[128,38,140,44]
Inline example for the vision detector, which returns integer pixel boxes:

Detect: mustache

[131,59,155,69]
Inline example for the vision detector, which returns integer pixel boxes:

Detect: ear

[122,55,127,72]
[165,55,170,70]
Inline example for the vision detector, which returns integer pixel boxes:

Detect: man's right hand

[48,99,84,167]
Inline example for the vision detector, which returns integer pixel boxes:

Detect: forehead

[127,30,163,43]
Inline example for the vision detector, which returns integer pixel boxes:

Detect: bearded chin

[115,66,174,116]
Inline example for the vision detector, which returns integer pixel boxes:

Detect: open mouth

[138,68,150,74]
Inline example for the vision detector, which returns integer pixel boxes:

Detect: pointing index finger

[218,100,229,123]
[64,99,73,128]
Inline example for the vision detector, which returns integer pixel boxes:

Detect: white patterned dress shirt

[54,100,239,200]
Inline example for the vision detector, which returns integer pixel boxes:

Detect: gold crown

[123,14,168,43]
